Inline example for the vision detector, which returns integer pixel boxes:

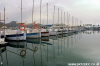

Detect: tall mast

[61,10,62,24]
[0,13,1,28]
[0,13,1,22]
[4,7,6,37]
[75,18,77,26]
[47,3,48,25]
[0,13,1,38]
[32,0,34,23]
[67,12,68,26]
[68,14,70,26]
[72,16,74,30]
[64,12,65,25]
[40,0,42,25]
[53,6,55,25]
[77,19,78,26]
[58,8,59,24]
[21,0,22,23]
[72,16,74,27]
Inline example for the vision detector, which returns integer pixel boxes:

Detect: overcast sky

[0,0,100,25]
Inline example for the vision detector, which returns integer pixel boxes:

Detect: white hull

[6,33,26,41]
[26,34,41,38]
[41,32,49,37]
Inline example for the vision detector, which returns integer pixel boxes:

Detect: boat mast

[64,12,65,27]
[0,13,1,29]
[0,13,1,38]
[53,6,55,25]
[47,3,48,25]
[72,16,74,30]
[21,0,22,23]
[68,14,70,26]
[32,0,34,24]
[61,10,62,24]
[40,0,42,25]
[58,8,59,24]
[67,12,69,30]
[4,7,6,37]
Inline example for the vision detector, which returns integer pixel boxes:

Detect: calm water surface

[0,31,100,66]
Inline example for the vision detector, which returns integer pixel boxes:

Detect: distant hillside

[6,21,19,28]
[0,21,42,28]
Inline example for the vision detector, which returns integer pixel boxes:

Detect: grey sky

[0,0,100,25]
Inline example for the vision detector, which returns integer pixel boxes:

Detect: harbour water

[0,30,100,66]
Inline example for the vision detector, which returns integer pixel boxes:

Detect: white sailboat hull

[26,33,41,38]
[41,32,49,37]
[5,33,26,41]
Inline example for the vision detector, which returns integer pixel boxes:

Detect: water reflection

[41,37,49,41]
[7,41,27,48]
[0,47,6,66]
[49,36,58,40]
[0,32,90,66]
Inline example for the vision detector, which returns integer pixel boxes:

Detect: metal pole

[32,0,34,23]
[58,8,59,24]
[0,13,2,28]
[47,3,48,25]
[4,7,6,37]
[21,0,22,23]
[67,12,68,26]
[53,6,55,25]
[64,12,65,25]
[61,10,62,24]
[40,0,42,25]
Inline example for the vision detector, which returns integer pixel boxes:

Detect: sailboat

[26,0,41,38]
[40,2,49,37]
[4,0,26,41]
[47,6,58,36]
[0,8,26,41]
